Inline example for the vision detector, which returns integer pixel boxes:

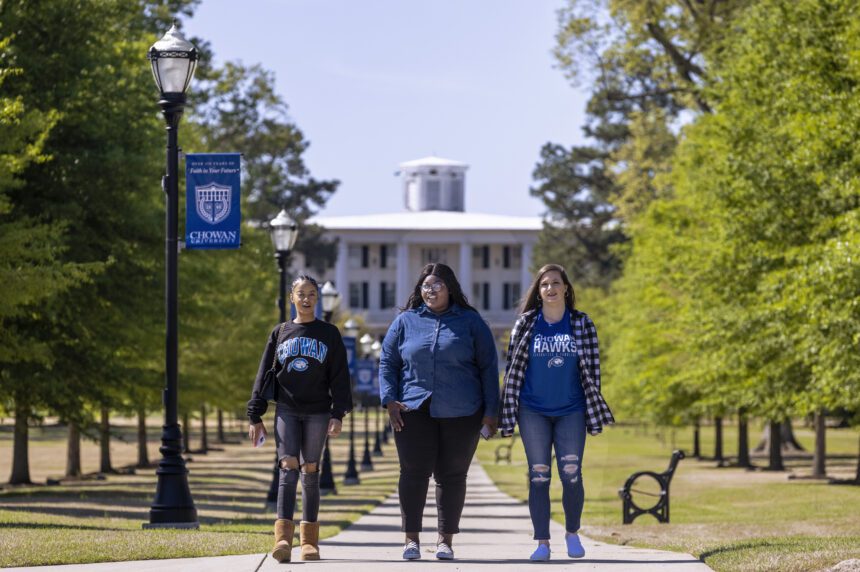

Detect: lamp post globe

[145,23,199,529]
[264,210,299,510]
[343,318,359,339]
[321,280,339,322]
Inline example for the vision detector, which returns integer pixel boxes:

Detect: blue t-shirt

[519,309,585,415]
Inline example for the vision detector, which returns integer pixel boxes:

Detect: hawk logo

[287,358,309,372]
[195,183,232,225]
[547,356,565,368]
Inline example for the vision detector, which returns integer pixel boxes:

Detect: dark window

[349,283,361,308]
[483,283,490,311]
[503,246,511,268]
[361,282,369,309]
[380,244,388,268]
[482,246,490,269]
[361,245,369,268]
[380,282,396,309]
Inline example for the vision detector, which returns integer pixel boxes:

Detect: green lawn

[477,422,860,572]
[0,411,398,567]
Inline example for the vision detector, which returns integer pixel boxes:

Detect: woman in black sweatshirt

[247,274,352,563]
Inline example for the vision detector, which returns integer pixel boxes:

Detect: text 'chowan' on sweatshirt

[247,319,353,425]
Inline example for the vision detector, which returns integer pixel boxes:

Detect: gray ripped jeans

[275,404,330,522]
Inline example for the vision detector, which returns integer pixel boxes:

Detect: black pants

[393,400,482,534]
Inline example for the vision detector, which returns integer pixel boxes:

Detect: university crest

[195,183,232,225]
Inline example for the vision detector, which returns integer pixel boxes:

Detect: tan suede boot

[272,519,295,563]
[300,521,320,560]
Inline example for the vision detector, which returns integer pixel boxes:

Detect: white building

[306,156,542,338]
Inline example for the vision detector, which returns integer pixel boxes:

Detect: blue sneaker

[566,533,585,558]
[435,542,454,560]
[403,540,421,560]
[530,543,551,561]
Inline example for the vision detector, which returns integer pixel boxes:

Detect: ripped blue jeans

[518,405,586,539]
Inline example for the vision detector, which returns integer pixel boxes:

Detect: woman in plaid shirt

[499,264,614,561]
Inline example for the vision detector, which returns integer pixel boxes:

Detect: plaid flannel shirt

[499,308,615,437]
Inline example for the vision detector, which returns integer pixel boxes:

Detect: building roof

[310,210,543,231]
[398,156,469,169]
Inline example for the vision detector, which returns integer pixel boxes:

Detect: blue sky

[184,0,589,217]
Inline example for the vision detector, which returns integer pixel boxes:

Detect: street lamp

[320,281,340,323]
[319,281,340,495]
[269,210,299,321]
[359,333,375,472]
[343,319,360,485]
[145,24,199,529]
[265,210,299,510]
[371,340,384,456]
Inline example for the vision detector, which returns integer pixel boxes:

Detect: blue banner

[185,153,241,250]
[343,337,357,377]
[354,359,376,394]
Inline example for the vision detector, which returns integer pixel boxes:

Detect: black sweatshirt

[247,320,353,424]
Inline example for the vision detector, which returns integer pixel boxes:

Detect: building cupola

[399,156,468,212]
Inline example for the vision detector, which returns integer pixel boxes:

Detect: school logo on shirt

[287,358,309,372]
[277,336,329,367]
[548,356,565,368]
[532,333,576,356]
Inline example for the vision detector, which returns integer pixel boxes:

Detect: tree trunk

[136,407,149,468]
[753,419,807,455]
[692,419,701,458]
[182,412,190,453]
[781,420,806,452]
[66,421,82,477]
[811,410,826,478]
[855,433,860,483]
[199,404,208,454]
[217,409,226,443]
[737,412,751,468]
[714,416,724,464]
[99,407,112,474]
[10,399,32,485]
[767,420,785,471]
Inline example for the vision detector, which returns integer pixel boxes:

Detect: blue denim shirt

[379,304,499,418]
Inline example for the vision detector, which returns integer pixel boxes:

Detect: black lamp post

[343,319,360,485]
[319,281,340,495]
[371,340,384,457]
[265,210,299,511]
[145,24,199,529]
[359,334,375,472]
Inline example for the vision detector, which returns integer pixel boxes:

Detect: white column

[336,239,349,303]
[521,242,533,291]
[395,240,410,307]
[459,241,472,301]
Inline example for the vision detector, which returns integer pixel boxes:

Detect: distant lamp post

[269,210,299,321]
[321,281,340,322]
[319,281,340,495]
[265,209,299,510]
[145,24,199,530]
[359,334,375,471]
[371,340,384,456]
[343,319,360,484]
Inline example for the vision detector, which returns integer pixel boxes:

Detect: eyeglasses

[420,282,446,293]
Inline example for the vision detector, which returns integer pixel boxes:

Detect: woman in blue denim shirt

[499,264,614,561]
[379,263,499,561]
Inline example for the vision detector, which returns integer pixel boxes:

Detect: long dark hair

[519,264,576,315]
[402,263,477,312]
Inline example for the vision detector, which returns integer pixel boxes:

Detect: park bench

[618,449,685,524]
[494,434,519,463]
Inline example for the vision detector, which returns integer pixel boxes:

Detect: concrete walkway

[6,463,711,571]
